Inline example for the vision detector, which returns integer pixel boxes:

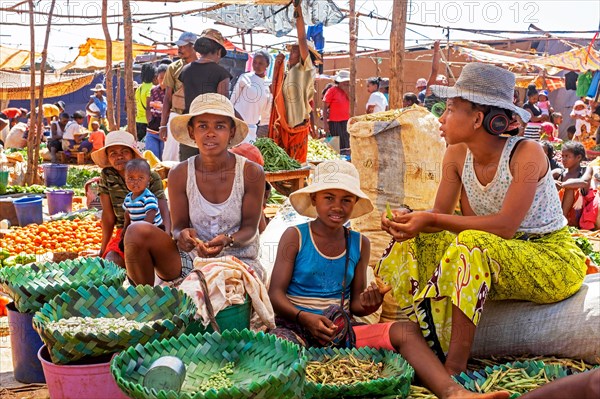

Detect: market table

[265,168,311,196]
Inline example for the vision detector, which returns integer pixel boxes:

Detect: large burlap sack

[348,106,446,269]
[472,273,600,364]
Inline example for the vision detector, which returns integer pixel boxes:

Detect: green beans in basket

[33,285,196,364]
[0,257,125,313]
[304,346,414,399]
[254,138,301,172]
[453,360,574,397]
[111,330,306,399]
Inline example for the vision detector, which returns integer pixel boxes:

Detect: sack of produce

[347,106,446,269]
[0,257,125,313]
[33,285,196,364]
[472,273,600,364]
[303,346,414,399]
[111,330,306,399]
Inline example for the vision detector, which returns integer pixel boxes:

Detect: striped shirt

[122,188,163,226]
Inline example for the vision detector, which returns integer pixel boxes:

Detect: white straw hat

[91,83,106,92]
[430,62,531,122]
[169,93,248,148]
[91,130,143,168]
[289,160,373,219]
[333,70,351,83]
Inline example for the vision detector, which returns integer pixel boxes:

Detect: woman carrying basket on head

[378,63,587,376]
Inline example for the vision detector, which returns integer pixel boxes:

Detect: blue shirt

[122,188,163,226]
[286,222,362,315]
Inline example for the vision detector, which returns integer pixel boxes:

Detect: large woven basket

[453,360,573,397]
[33,285,197,364]
[303,346,414,399]
[111,330,306,399]
[0,257,125,313]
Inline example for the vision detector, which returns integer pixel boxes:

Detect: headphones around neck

[483,107,511,135]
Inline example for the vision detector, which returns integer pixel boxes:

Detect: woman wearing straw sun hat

[91,130,170,268]
[123,93,266,285]
[86,83,109,132]
[378,62,586,376]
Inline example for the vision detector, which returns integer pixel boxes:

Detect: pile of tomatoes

[0,218,102,255]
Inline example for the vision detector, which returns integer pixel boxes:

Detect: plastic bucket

[0,197,19,226]
[38,346,128,399]
[0,170,8,194]
[47,190,74,215]
[7,303,46,383]
[43,163,69,187]
[13,196,43,226]
[185,297,251,335]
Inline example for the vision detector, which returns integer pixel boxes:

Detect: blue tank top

[286,222,362,315]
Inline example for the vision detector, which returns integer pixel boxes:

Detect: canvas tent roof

[0,45,41,70]
[527,47,600,72]
[0,69,95,100]
[59,38,155,72]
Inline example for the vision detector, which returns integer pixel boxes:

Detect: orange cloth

[102,228,123,259]
[268,56,309,163]
[353,323,395,351]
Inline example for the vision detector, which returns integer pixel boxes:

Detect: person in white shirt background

[365,77,389,114]
[230,49,273,143]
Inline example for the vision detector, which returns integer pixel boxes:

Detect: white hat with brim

[91,83,106,92]
[289,160,373,219]
[170,93,248,148]
[333,70,351,83]
[91,130,143,169]
[430,62,531,123]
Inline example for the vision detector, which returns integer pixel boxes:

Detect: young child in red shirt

[88,121,106,152]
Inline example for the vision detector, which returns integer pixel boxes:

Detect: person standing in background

[145,64,168,159]
[159,31,198,162]
[178,28,231,161]
[365,77,388,114]
[86,84,109,132]
[135,64,157,142]
[231,49,273,143]
[323,70,351,156]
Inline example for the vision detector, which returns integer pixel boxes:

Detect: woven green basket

[453,360,574,397]
[111,330,307,399]
[32,284,197,364]
[0,257,125,313]
[303,346,414,399]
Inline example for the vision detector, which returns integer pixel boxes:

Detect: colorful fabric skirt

[375,227,586,359]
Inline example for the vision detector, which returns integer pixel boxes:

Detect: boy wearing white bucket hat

[123,93,266,285]
[379,62,586,377]
[270,159,510,399]
[91,130,170,267]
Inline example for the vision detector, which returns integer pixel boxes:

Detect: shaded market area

[0,1,599,398]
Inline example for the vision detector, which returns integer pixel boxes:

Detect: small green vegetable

[254,138,301,172]
[386,203,394,220]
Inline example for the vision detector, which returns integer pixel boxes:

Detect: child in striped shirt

[119,159,164,251]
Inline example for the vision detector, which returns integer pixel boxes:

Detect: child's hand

[299,312,338,343]
[359,282,384,313]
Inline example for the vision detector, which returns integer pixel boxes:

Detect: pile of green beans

[254,138,301,172]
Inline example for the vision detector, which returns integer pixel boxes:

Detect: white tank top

[462,136,566,234]
[185,154,264,280]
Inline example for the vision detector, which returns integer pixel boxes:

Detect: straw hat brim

[430,85,531,123]
[91,140,143,169]
[169,110,249,149]
[289,182,374,219]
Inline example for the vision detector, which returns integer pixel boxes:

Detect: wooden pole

[122,0,136,137]
[389,0,407,109]
[102,0,117,131]
[169,15,174,43]
[348,0,358,117]
[25,0,37,185]
[116,67,122,128]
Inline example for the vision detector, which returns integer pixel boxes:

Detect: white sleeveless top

[462,136,566,234]
[186,154,264,279]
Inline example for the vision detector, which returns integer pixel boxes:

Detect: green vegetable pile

[254,138,301,172]
[66,168,100,189]
[198,362,235,392]
[267,188,287,205]
[568,226,600,265]
[3,184,46,195]
[0,251,36,267]
[307,138,339,161]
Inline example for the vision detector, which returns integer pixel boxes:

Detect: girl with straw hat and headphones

[123,93,266,285]
[379,62,587,376]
